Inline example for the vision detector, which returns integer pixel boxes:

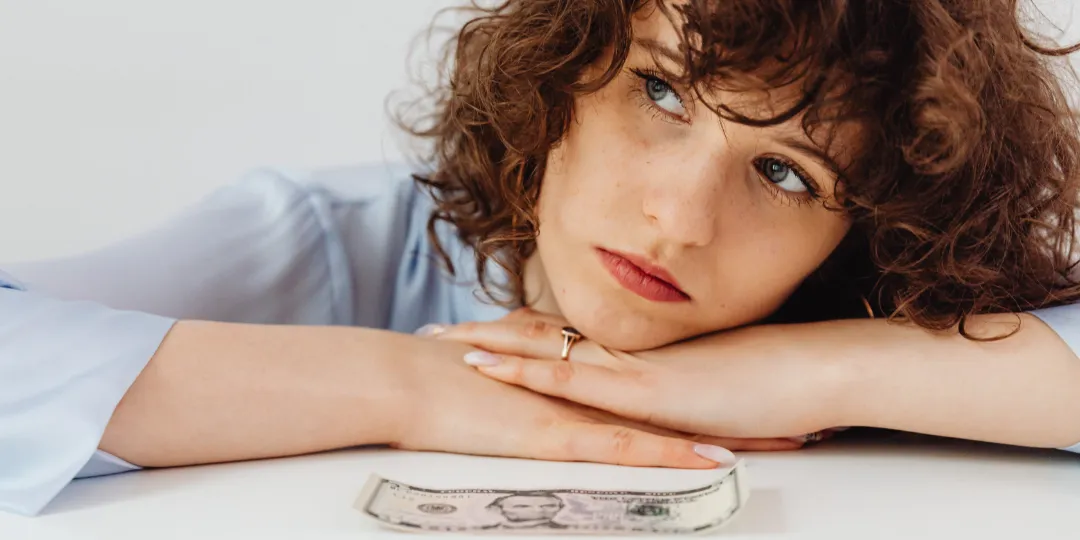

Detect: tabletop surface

[4,433,1079,539]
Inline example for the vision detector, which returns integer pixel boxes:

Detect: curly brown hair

[401,0,1080,334]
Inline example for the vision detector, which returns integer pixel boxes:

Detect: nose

[641,154,723,248]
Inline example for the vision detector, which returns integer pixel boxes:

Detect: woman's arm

[2,294,736,518]
[829,312,1080,450]
[440,309,1080,451]
[98,321,410,467]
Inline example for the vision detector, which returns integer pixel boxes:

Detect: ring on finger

[560,327,584,361]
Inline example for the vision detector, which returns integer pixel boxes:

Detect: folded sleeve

[0,167,375,516]
[0,284,175,516]
[1028,303,1080,454]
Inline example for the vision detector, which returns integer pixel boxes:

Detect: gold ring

[560,327,583,361]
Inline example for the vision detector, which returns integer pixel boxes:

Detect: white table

[3,434,1079,539]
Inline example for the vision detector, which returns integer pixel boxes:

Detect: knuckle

[550,361,576,385]
[628,369,664,400]
[619,366,647,383]
[521,319,550,339]
[502,359,527,383]
[609,428,638,464]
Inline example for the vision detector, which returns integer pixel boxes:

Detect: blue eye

[757,157,810,194]
[641,75,686,117]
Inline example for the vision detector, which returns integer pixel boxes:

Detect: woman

[3,0,1079,517]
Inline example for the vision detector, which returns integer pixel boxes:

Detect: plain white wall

[1,1,1078,262]
[0,0,455,262]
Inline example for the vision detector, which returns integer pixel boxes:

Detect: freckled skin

[527,9,853,351]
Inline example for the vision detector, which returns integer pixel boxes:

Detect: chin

[555,292,694,351]
[573,315,690,351]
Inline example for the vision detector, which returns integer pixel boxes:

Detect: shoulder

[204,162,428,271]
[218,162,513,329]
[220,162,420,221]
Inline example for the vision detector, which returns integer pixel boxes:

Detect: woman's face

[528,8,854,350]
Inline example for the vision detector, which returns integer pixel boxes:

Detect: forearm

[825,314,1080,448]
[100,321,413,467]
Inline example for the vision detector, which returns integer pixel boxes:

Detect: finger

[445,318,612,366]
[440,317,562,358]
[574,406,804,452]
[467,353,807,452]
[463,352,651,421]
[692,435,804,452]
[412,307,565,338]
[540,422,737,469]
[604,421,803,452]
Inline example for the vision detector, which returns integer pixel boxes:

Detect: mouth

[595,248,691,303]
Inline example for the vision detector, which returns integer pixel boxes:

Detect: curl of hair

[400,0,1080,335]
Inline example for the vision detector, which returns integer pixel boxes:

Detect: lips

[595,248,690,303]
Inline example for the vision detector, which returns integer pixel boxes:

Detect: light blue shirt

[1,163,1078,516]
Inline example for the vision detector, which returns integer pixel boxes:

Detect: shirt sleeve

[4,168,359,326]
[0,285,175,516]
[1027,303,1080,454]
[0,166,404,516]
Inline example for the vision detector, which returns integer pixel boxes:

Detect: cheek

[697,212,851,319]
[745,215,850,288]
[538,96,645,229]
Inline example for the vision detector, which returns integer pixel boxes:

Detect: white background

[1,0,1078,262]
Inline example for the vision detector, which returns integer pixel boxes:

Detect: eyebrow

[632,38,683,65]
[633,38,846,179]
[774,134,844,178]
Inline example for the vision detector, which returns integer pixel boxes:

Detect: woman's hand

[433,309,850,441]
[390,329,806,470]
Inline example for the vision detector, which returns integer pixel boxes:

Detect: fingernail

[693,444,737,466]
[415,324,446,337]
[464,351,501,366]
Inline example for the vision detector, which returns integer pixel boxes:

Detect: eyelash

[628,67,689,124]
[753,157,820,207]
[628,67,822,207]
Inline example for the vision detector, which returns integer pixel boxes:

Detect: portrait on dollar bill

[480,491,569,530]
[356,464,749,535]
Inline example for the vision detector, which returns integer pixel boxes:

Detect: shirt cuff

[76,450,141,478]
[0,288,176,516]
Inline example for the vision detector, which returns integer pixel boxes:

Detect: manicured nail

[464,351,502,367]
[693,444,737,466]
[415,324,446,337]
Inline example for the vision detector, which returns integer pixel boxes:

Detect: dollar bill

[353,461,749,535]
